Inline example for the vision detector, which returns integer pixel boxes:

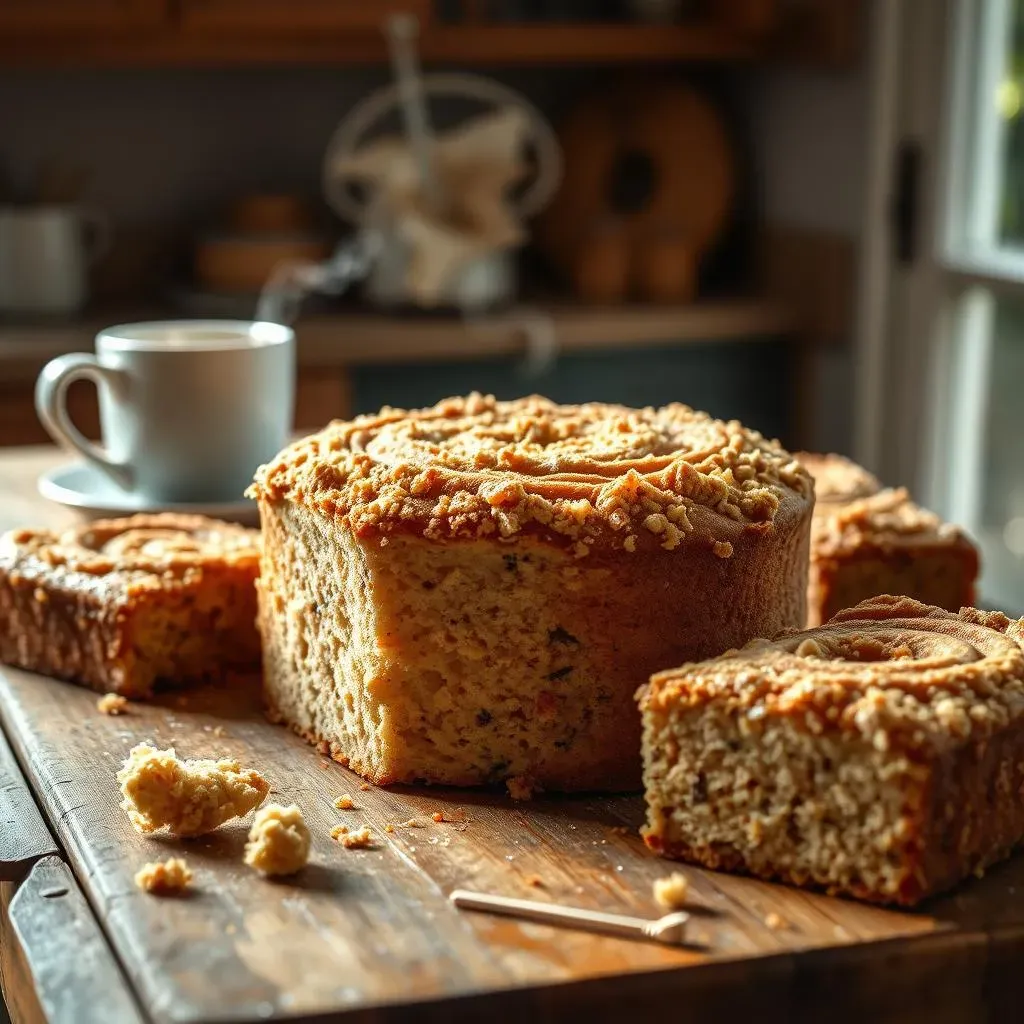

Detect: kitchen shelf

[0,299,796,381]
[0,22,778,68]
[420,23,761,65]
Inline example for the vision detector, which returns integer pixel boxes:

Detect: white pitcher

[0,204,109,315]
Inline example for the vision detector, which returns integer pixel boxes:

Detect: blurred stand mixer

[258,14,563,368]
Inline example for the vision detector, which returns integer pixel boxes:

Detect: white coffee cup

[0,204,109,315]
[35,320,295,503]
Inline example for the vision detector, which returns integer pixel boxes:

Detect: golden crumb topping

[244,803,310,876]
[643,596,1024,755]
[0,513,259,593]
[653,872,690,910]
[250,394,812,555]
[813,488,972,556]
[117,743,270,836]
[797,452,880,505]
[97,693,129,715]
[134,857,192,895]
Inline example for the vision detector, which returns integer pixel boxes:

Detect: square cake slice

[639,595,1024,905]
[0,514,261,696]
[798,453,979,626]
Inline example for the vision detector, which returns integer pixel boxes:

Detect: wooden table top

[1,444,1024,1024]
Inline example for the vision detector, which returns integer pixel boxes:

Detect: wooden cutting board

[1,663,1023,1024]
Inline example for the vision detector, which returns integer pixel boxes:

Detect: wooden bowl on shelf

[537,79,736,305]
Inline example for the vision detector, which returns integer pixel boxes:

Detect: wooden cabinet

[0,2,859,66]
[178,0,431,33]
[0,0,165,31]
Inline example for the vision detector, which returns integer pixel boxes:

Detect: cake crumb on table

[506,776,537,801]
[764,911,788,930]
[399,818,425,828]
[134,857,192,895]
[526,874,545,888]
[330,825,348,840]
[244,804,310,877]
[360,783,372,791]
[384,824,395,833]
[97,693,129,716]
[431,811,445,822]
[117,742,269,836]
[653,872,690,910]
[334,794,356,810]
[340,826,375,849]
[211,725,227,739]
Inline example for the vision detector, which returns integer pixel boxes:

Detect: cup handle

[80,208,111,266]
[35,354,133,491]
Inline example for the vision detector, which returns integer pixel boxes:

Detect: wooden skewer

[449,889,689,946]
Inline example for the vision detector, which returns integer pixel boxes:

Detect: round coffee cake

[251,394,814,792]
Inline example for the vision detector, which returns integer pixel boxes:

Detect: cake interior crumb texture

[118,743,270,836]
[244,803,311,876]
[259,501,809,791]
[643,704,925,901]
[640,597,1024,905]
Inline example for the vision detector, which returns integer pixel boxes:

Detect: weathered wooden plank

[0,663,967,1024]
[0,725,58,881]
[1,880,47,1024]
[9,857,144,1024]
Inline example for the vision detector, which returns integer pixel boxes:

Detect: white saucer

[38,463,259,526]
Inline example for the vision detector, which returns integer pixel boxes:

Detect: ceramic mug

[0,204,109,315]
[35,320,295,503]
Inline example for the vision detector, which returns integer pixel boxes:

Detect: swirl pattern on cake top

[1,514,259,580]
[251,394,813,556]
[645,595,1024,754]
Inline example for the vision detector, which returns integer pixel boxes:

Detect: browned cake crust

[0,514,261,696]
[250,393,814,792]
[639,595,1024,905]
[798,452,979,626]
[796,451,880,503]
